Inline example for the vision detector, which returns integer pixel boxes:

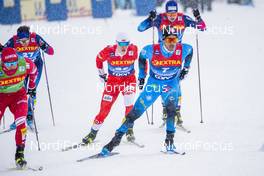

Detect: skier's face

[3,61,18,70]
[167,12,177,22]
[164,36,178,51]
[18,38,29,47]
[117,41,130,55]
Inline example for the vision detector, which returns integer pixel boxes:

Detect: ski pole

[2,115,6,129]
[195,33,204,123]
[42,51,56,126]
[30,97,41,151]
[145,109,150,125]
[150,16,155,125]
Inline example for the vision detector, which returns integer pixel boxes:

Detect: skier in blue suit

[99,26,193,155]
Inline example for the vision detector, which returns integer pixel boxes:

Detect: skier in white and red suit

[82,33,138,144]
[0,47,38,168]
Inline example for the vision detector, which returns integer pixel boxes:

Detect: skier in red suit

[0,47,38,168]
[82,33,138,144]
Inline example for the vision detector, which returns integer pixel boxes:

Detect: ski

[77,152,120,162]
[0,128,14,135]
[125,140,145,148]
[62,142,88,152]
[7,165,43,172]
[161,150,186,155]
[176,124,191,133]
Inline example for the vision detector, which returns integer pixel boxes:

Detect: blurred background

[0,0,254,24]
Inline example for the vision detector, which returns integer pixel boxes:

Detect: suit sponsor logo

[103,95,113,102]
[0,75,26,86]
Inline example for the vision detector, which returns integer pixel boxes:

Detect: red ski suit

[0,58,37,146]
[91,44,138,131]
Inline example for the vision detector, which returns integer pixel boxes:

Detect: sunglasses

[18,38,29,44]
[166,13,177,17]
[165,37,178,43]
[4,61,18,68]
[117,41,130,47]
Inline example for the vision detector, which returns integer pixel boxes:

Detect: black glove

[138,78,145,90]
[99,74,107,83]
[148,10,157,21]
[193,9,201,21]
[40,43,48,51]
[27,88,36,98]
[179,67,189,80]
[0,43,3,52]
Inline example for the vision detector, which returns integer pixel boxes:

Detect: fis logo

[103,95,113,102]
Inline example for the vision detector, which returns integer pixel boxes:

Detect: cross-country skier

[4,25,54,130]
[0,47,38,168]
[98,26,193,156]
[82,33,138,145]
[137,0,206,127]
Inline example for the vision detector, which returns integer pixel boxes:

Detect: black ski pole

[195,33,204,123]
[30,97,41,151]
[42,51,56,126]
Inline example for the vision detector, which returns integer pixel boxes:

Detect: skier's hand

[179,67,189,80]
[27,88,36,98]
[99,73,108,83]
[192,9,201,21]
[149,10,157,21]
[40,43,48,51]
[138,78,145,90]
[0,43,3,52]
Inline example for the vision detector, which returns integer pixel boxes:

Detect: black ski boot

[82,129,98,144]
[15,145,27,169]
[103,131,124,153]
[126,128,135,142]
[164,133,176,152]
[176,110,183,126]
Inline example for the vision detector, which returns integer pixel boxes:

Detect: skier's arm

[25,58,38,89]
[137,14,161,32]
[182,43,193,68]
[183,15,206,31]
[4,37,15,48]
[96,46,110,77]
[36,34,54,55]
[138,45,152,79]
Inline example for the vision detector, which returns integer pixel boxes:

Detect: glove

[27,88,36,98]
[40,43,48,51]
[193,9,201,21]
[0,43,3,52]
[148,10,157,21]
[138,78,145,90]
[99,74,107,83]
[179,67,189,80]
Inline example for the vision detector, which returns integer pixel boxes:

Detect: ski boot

[82,129,98,145]
[163,133,176,153]
[15,145,27,169]
[103,131,124,153]
[26,114,35,132]
[126,128,135,142]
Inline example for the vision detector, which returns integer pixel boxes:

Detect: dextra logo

[16,46,38,52]
[110,60,135,66]
[152,59,181,66]
[0,75,26,86]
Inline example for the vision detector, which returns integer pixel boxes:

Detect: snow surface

[1,1,264,176]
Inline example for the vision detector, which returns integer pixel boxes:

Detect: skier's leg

[103,80,161,152]
[82,83,120,144]
[27,59,43,127]
[9,93,28,168]
[161,82,180,151]
[122,82,136,141]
